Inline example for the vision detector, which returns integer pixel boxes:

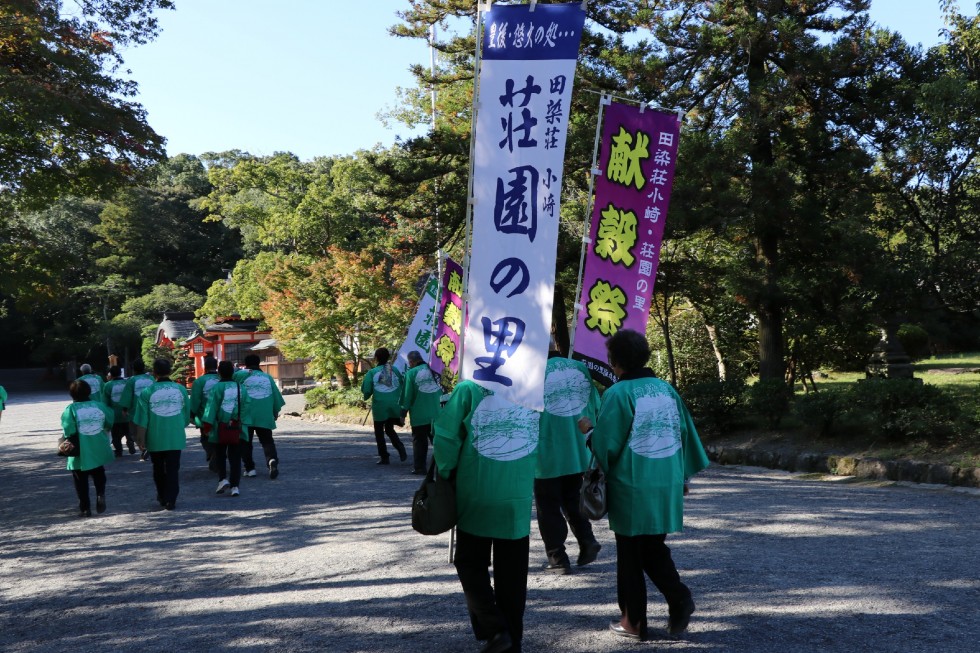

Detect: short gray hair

[407,350,424,365]
[79,363,92,374]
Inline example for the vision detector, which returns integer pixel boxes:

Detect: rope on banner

[568,92,611,355]
[582,88,684,118]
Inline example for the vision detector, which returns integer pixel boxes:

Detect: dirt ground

[1,386,979,653]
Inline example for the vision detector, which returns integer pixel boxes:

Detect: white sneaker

[216,479,230,494]
[244,469,257,478]
[230,486,240,497]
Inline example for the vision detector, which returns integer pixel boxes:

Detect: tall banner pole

[568,92,611,354]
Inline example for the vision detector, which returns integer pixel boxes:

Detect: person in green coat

[132,358,190,510]
[189,356,220,465]
[534,351,602,575]
[0,384,7,425]
[60,380,115,517]
[235,354,286,479]
[362,347,406,465]
[433,380,540,653]
[120,359,155,460]
[77,363,105,403]
[399,350,442,474]
[202,360,248,497]
[103,365,135,456]
[580,329,709,642]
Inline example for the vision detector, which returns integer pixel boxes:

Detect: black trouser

[111,422,134,455]
[373,419,405,461]
[615,533,692,639]
[71,466,106,511]
[213,443,242,487]
[411,423,432,472]
[534,473,597,565]
[242,427,278,472]
[150,450,182,506]
[199,428,215,461]
[454,529,529,652]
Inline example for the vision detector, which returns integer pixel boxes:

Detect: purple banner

[571,102,681,385]
[429,256,464,387]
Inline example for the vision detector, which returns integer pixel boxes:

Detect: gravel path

[1,388,978,652]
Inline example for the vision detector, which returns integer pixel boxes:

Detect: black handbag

[411,459,457,535]
[579,453,608,520]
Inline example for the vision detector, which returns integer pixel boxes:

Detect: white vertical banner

[461,2,586,411]
[394,274,439,373]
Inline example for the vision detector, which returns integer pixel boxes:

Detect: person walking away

[579,329,709,641]
[434,380,541,653]
[103,365,135,456]
[399,350,442,474]
[535,351,602,575]
[121,360,155,460]
[59,380,115,516]
[234,354,285,479]
[132,358,190,510]
[362,347,406,465]
[0,384,7,426]
[202,360,247,497]
[189,356,220,466]
[77,363,105,403]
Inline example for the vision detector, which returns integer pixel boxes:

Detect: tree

[0,0,173,205]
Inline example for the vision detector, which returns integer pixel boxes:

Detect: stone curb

[705,445,980,489]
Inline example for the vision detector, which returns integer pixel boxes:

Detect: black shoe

[157,494,166,507]
[577,540,601,566]
[410,469,425,475]
[667,597,695,636]
[397,446,408,462]
[269,458,279,480]
[79,507,91,518]
[114,450,123,458]
[543,560,571,575]
[164,502,175,511]
[129,446,136,455]
[96,495,106,514]
[376,458,390,465]
[479,630,513,653]
[609,620,641,640]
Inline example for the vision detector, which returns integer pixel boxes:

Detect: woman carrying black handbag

[59,380,115,517]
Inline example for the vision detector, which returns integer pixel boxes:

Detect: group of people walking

[430,329,709,652]
[58,354,285,515]
[51,327,707,652]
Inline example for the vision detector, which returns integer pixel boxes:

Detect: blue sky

[121,0,951,162]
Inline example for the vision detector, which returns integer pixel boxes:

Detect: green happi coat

[233,369,285,430]
[120,373,155,413]
[536,357,599,480]
[60,400,115,471]
[592,371,709,536]
[132,380,190,452]
[77,373,105,403]
[434,381,540,540]
[189,372,220,428]
[0,384,7,410]
[362,364,404,422]
[103,378,129,424]
[201,380,248,443]
[400,363,442,427]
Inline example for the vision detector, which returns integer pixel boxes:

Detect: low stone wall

[705,445,980,489]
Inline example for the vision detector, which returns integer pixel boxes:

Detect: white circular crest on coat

[417,369,442,394]
[244,374,273,400]
[471,394,539,462]
[150,386,185,418]
[134,376,153,394]
[110,383,125,402]
[543,359,590,417]
[220,385,238,414]
[83,376,100,396]
[204,377,219,395]
[76,405,106,436]
[374,368,399,394]
[628,390,682,459]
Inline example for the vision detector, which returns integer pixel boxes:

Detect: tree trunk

[704,322,727,381]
